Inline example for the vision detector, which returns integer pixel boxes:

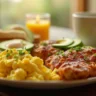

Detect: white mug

[73,12,96,47]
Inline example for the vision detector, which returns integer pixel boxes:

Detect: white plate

[0,77,96,89]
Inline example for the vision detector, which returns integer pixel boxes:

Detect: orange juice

[26,14,50,41]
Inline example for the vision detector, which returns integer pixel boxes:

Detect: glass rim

[73,12,96,18]
[26,13,50,19]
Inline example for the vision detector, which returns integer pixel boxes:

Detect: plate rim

[0,77,96,89]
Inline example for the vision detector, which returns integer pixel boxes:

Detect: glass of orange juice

[26,13,50,41]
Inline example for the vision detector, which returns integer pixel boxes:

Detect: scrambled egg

[0,49,60,81]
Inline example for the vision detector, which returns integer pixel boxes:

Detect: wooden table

[0,27,96,96]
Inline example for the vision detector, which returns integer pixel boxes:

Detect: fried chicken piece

[58,62,90,80]
[32,40,96,80]
[45,47,96,80]
[31,40,59,61]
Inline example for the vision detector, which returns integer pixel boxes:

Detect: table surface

[50,26,76,40]
[0,27,96,96]
[0,83,96,96]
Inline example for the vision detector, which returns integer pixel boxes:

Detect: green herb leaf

[18,50,25,55]
[6,53,10,58]
[27,51,31,54]
[69,49,73,53]
[41,42,47,46]
[10,50,13,53]
[62,53,65,57]
[72,46,82,51]
[14,55,19,60]
[84,56,88,61]
[56,50,64,55]
[48,53,51,56]
[94,53,96,57]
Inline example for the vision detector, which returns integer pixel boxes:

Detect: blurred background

[0,0,96,28]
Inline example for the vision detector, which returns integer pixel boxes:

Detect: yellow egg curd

[0,49,60,81]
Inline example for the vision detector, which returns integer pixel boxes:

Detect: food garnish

[0,39,34,52]
[40,42,48,46]
[52,38,83,50]
[52,38,73,49]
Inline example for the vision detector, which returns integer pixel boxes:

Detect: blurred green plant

[0,0,70,28]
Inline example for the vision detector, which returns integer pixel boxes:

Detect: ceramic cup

[73,12,96,47]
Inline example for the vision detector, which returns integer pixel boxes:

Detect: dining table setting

[0,12,96,96]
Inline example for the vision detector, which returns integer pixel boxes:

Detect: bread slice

[0,30,27,40]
